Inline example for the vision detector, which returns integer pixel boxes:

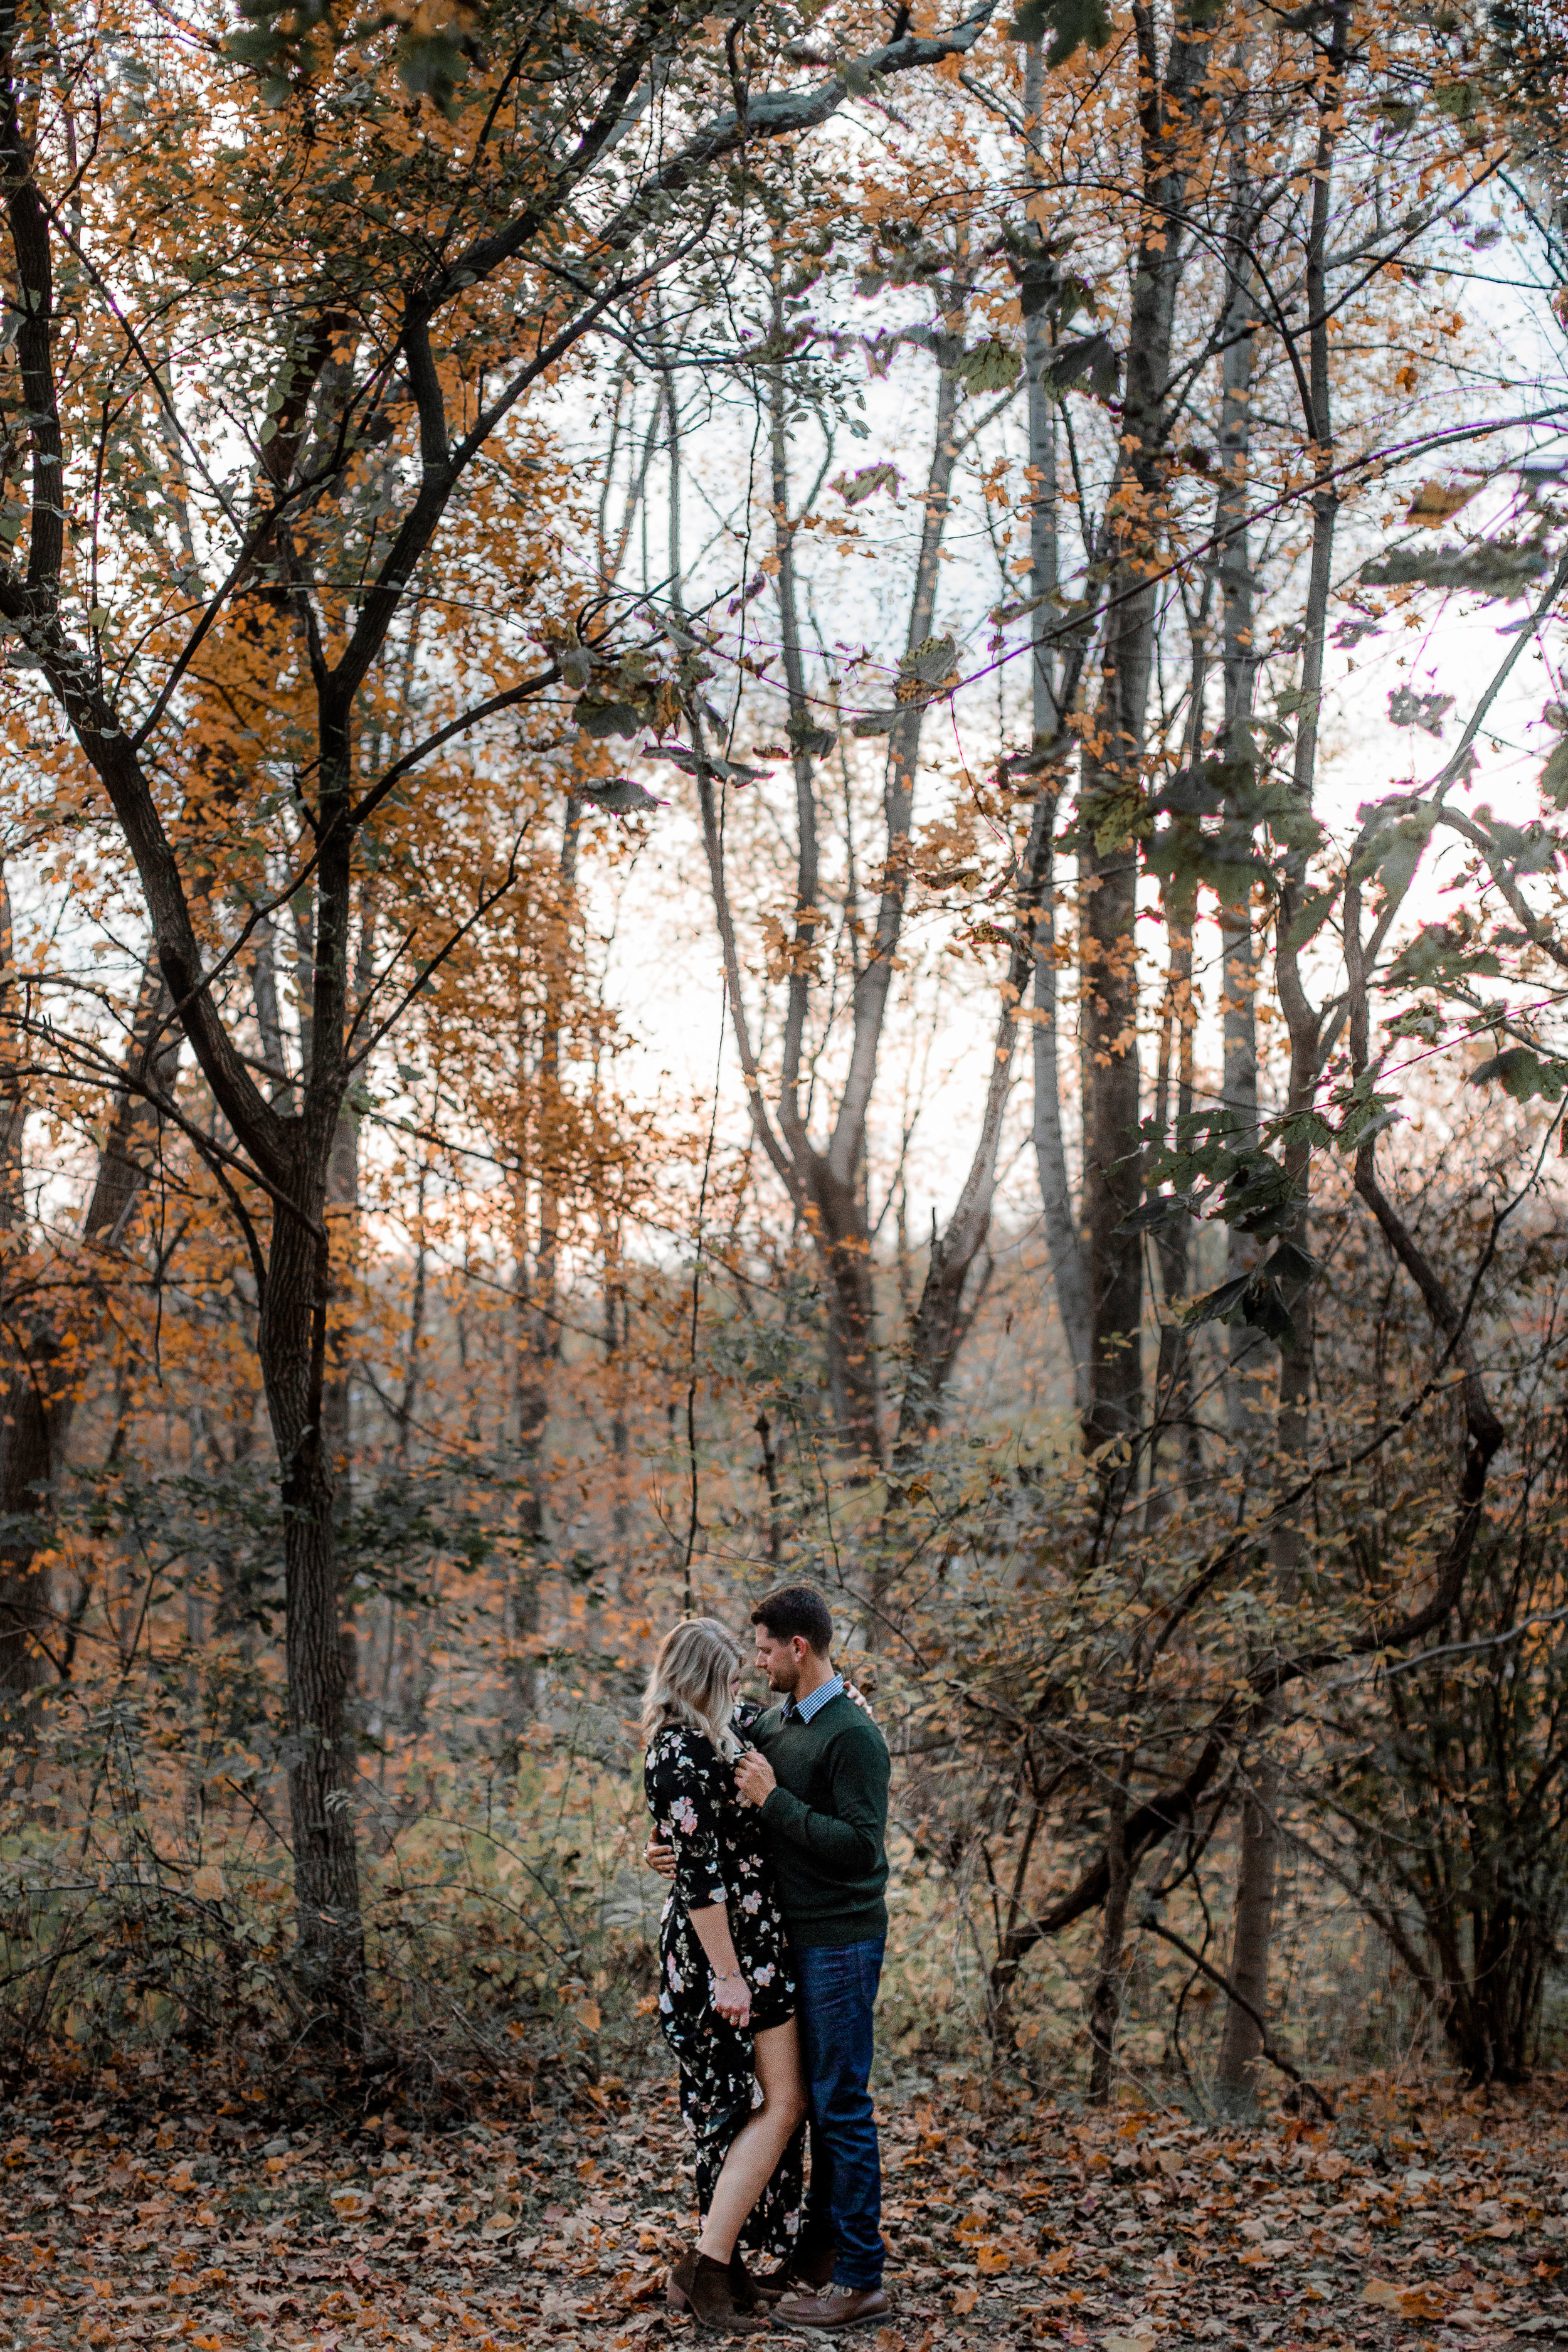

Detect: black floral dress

[644,1702,803,2255]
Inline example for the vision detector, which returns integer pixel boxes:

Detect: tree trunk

[262,1175,364,2025]
[603,1254,632,1568]
[0,949,181,1695]
[700,312,965,1465]
[1034,888,1091,1418]
[1145,894,1197,1522]
[1019,76,1093,1411]
[805,1158,884,1465]
[1214,88,1268,1461]
[1088,1769,1131,2102]
[1214,10,1347,2107]
[1075,0,1215,1473]
[325,1093,363,1692]
[509,803,576,1717]
[254,700,366,2033]
[1214,1751,1281,2110]
[898,802,1042,1446]
[1221,887,1264,1448]
[1079,833,1143,1465]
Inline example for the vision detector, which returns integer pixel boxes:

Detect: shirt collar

[784,1672,844,1725]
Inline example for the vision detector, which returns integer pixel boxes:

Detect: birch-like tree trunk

[1144,889,1197,1520]
[699,290,966,1468]
[1022,43,1092,1416]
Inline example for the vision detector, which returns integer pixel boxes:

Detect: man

[648,1582,892,2331]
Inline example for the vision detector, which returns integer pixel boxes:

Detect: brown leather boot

[666,2249,771,2332]
[729,2250,765,2311]
[753,2240,836,2304]
[773,2282,891,2330]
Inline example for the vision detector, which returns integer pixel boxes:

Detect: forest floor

[1,2055,1566,2351]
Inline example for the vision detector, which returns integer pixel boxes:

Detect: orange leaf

[1405,480,1478,526]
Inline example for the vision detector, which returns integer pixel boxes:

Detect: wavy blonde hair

[641,1618,744,1759]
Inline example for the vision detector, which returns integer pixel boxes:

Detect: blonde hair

[642,1618,743,1759]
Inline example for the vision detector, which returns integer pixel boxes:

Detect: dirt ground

[1,2061,1565,2349]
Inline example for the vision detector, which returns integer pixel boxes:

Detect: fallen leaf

[1402,2289,1451,2321]
[951,2286,978,2314]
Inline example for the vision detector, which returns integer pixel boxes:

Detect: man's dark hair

[751,1582,833,1656]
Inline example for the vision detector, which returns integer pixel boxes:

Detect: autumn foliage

[1,0,1568,2228]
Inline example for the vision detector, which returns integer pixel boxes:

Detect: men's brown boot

[772,2282,891,2331]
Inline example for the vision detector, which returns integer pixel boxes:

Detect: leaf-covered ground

[3,2063,1567,2349]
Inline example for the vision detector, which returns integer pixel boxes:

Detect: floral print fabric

[644,1702,802,2255]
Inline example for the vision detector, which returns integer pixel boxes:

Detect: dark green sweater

[754,1693,891,1949]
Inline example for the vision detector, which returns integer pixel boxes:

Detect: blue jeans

[795,1935,886,2290]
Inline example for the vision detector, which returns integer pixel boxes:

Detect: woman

[643,1618,808,2332]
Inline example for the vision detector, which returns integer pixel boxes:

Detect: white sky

[580,199,1568,1260]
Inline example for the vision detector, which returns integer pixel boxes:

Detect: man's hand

[734,1747,776,1807]
[645,1834,677,1880]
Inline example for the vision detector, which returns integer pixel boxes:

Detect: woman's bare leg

[696,2018,808,2264]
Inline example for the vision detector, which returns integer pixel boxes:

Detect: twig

[1139,1912,1336,2119]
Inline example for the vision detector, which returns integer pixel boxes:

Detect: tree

[0,0,1002,2026]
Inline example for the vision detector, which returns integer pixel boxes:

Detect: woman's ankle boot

[728,2249,764,2311]
[667,2249,768,2331]
[667,2251,700,2313]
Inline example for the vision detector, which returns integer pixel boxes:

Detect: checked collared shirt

[781,1671,844,1725]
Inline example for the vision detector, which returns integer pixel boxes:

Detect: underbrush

[0,1675,662,2116]
[0,1658,1525,2129]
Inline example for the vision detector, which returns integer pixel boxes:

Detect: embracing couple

[641,1582,891,2334]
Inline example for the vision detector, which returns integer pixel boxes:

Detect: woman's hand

[645,1834,678,1880]
[712,1969,751,2028]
